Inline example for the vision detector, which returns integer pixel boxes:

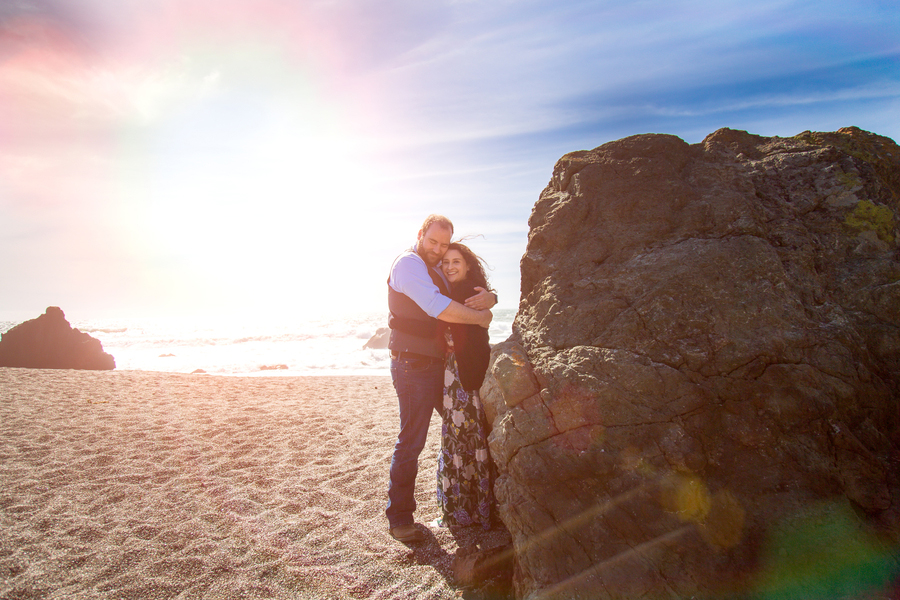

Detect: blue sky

[1,0,897,321]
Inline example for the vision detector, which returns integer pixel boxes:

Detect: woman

[435,242,495,529]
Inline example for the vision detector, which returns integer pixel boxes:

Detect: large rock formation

[483,127,900,599]
[0,307,116,370]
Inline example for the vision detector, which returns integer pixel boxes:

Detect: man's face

[416,224,452,267]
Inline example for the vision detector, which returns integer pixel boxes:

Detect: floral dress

[436,335,494,529]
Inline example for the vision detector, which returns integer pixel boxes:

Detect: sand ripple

[0,369,510,599]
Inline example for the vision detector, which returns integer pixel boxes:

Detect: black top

[447,280,491,392]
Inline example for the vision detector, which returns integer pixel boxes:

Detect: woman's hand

[463,287,497,310]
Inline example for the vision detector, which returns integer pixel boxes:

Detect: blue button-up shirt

[388,245,452,318]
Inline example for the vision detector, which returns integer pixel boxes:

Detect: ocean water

[0,309,516,376]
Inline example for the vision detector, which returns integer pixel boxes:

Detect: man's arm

[437,301,492,328]
[390,252,490,326]
[389,254,453,317]
[463,287,497,310]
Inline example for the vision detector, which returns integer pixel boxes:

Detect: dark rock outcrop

[0,307,115,370]
[452,543,515,597]
[363,326,390,349]
[483,127,900,599]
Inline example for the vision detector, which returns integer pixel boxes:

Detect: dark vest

[387,257,449,359]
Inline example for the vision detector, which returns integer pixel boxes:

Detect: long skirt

[436,351,494,529]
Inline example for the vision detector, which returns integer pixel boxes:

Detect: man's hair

[419,214,454,236]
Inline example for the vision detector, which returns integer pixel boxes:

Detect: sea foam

[2,309,515,376]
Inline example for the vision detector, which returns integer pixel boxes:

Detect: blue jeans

[386,355,444,528]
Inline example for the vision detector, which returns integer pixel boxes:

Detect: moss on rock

[845,199,896,243]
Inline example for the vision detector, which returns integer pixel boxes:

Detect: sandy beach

[0,368,512,599]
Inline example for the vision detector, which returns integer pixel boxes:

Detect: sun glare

[0,1,495,320]
[116,40,404,318]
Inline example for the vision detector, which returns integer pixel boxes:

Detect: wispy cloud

[363,0,899,144]
[1,0,898,317]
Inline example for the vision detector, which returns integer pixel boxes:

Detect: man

[386,214,496,543]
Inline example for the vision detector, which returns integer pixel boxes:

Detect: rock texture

[0,307,115,370]
[482,127,900,599]
[452,543,515,597]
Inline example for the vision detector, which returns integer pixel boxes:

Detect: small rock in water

[0,306,115,370]
[363,327,390,349]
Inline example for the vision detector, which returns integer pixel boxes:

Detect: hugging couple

[386,214,498,543]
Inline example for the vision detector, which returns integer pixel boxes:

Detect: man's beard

[417,243,441,267]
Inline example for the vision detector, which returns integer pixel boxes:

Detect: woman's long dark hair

[446,241,493,293]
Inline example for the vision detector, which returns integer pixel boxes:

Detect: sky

[1,0,898,322]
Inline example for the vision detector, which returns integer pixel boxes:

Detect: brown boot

[390,523,425,543]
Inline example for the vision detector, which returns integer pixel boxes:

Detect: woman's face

[441,249,469,284]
